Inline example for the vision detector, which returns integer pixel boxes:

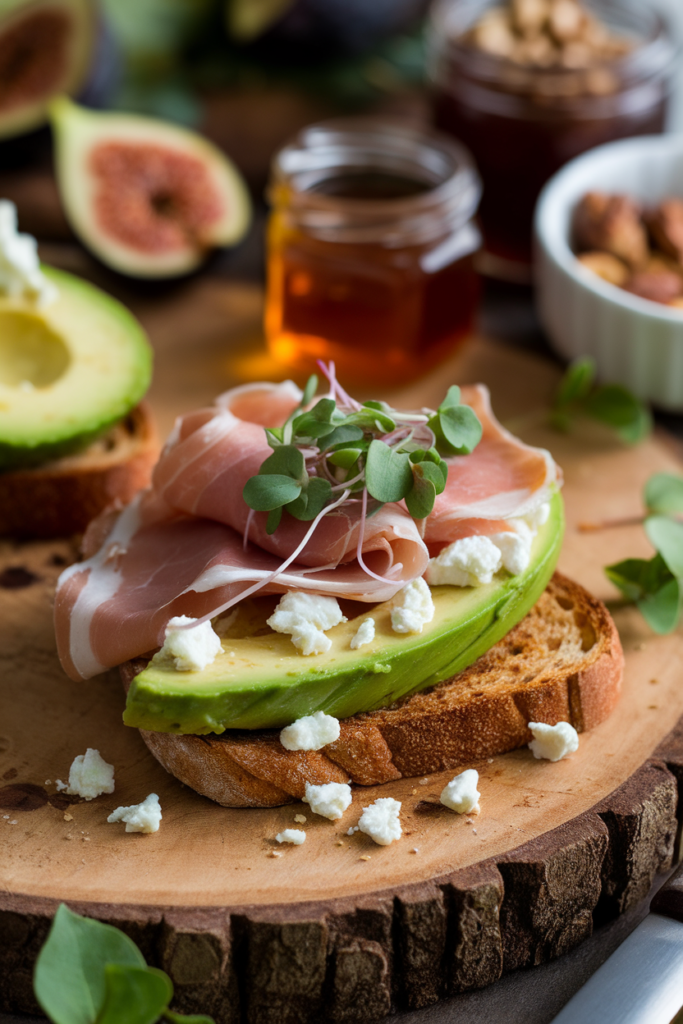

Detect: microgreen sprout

[605,472,683,634]
[242,371,482,535]
[551,357,651,444]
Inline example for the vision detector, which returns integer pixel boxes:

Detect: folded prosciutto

[54,379,558,682]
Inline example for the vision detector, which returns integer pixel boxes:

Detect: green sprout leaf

[428,386,483,457]
[644,515,683,578]
[243,474,301,511]
[34,905,145,1024]
[286,477,333,521]
[365,440,413,502]
[644,473,683,515]
[551,357,651,444]
[301,374,319,407]
[322,424,364,449]
[96,964,172,1024]
[328,447,363,469]
[258,445,306,484]
[266,506,282,534]
[292,398,338,439]
[345,406,396,433]
[639,577,682,634]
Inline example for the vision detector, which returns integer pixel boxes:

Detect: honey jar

[429,0,676,281]
[265,119,482,386]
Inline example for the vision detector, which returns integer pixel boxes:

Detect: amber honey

[265,121,482,386]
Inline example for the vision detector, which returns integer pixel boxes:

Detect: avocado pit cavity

[0,10,71,113]
[90,141,225,255]
[0,311,70,388]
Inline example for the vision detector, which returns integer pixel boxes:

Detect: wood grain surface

[1,279,682,1021]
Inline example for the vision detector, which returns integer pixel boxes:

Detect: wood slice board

[1,280,682,1020]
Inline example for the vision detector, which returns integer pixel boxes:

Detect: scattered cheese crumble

[303,781,352,820]
[280,711,340,751]
[154,615,222,672]
[268,592,347,655]
[358,797,402,846]
[390,578,434,634]
[0,200,58,306]
[55,748,114,801]
[350,617,376,650]
[107,793,161,833]
[440,769,481,814]
[276,829,306,845]
[424,502,551,587]
[528,721,579,762]
[294,813,307,824]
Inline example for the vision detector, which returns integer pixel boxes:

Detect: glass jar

[429,0,677,280]
[265,118,482,386]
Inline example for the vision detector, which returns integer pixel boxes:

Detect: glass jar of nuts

[429,0,677,281]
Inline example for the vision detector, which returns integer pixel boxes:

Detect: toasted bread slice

[0,403,158,538]
[121,573,623,807]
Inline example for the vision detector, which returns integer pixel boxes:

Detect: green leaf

[286,478,332,521]
[344,407,396,433]
[555,358,595,407]
[645,515,683,578]
[292,398,338,440]
[34,904,145,1024]
[438,385,462,410]
[163,1011,215,1024]
[265,427,284,448]
[415,459,447,496]
[431,404,482,456]
[301,374,318,407]
[96,965,171,1024]
[243,474,301,511]
[639,577,682,634]
[258,445,306,484]
[365,440,413,503]
[328,447,363,469]
[266,506,282,534]
[644,473,683,515]
[605,555,671,604]
[584,385,652,444]
[321,425,364,449]
[405,475,436,519]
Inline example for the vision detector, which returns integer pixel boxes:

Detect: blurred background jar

[429,0,677,282]
[265,118,482,386]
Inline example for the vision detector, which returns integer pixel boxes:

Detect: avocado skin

[124,494,564,734]
[0,267,152,469]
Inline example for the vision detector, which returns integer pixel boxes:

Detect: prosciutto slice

[425,385,557,545]
[54,379,559,682]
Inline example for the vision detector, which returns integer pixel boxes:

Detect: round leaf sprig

[242,375,483,534]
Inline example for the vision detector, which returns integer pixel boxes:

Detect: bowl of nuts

[535,133,683,411]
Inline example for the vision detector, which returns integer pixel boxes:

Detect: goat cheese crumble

[440,769,481,814]
[55,748,115,801]
[390,578,434,634]
[350,617,375,649]
[154,615,222,672]
[303,781,352,820]
[107,793,162,833]
[358,797,402,846]
[0,200,58,306]
[267,592,347,655]
[276,829,306,844]
[280,711,340,751]
[528,721,579,762]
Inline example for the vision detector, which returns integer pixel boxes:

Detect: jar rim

[428,0,678,87]
[269,117,481,227]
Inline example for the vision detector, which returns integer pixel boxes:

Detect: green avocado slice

[0,266,152,468]
[124,493,564,735]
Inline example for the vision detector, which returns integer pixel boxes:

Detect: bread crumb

[268,850,283,858]
[419,778,430,786]
[487,758,494,763]
[65,834,72,840]
[472,828,478,834]
[466,818,474,824]
[64,813,73,822]
[649,705,658,710]
[411,847,419,854]
[360,855,371,861]
[411,789,418,795]
[83,836,90,842]
[45,780,51,785]
[9,820,17,825]
[2,815,8,819]
[294,813,307,823]
[336,840,344,846]
[650,678,658,685]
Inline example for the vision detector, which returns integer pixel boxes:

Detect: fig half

[50,98,252,278]
[0,0,95,140]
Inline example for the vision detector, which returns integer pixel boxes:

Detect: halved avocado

[0,0,95,141]
[50,98,252,279]
[0,266,152,467]
[124,493,564,734]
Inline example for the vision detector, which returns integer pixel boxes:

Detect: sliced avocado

[0,0,95,141]
[124,493,564,734]
[0,266,152,468]
[50,98,252,279]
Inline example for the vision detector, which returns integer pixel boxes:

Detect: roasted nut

[573,192,649,268]
[625,270,683,305]
[646,199,683,264]
[472,9,517,58]
[511,0,549,36]
[548,0,585,43]
[576,251,629,286]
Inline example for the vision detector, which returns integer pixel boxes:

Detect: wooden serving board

[1,279,683,1022]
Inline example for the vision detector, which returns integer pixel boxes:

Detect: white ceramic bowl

[534,134,683,411]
